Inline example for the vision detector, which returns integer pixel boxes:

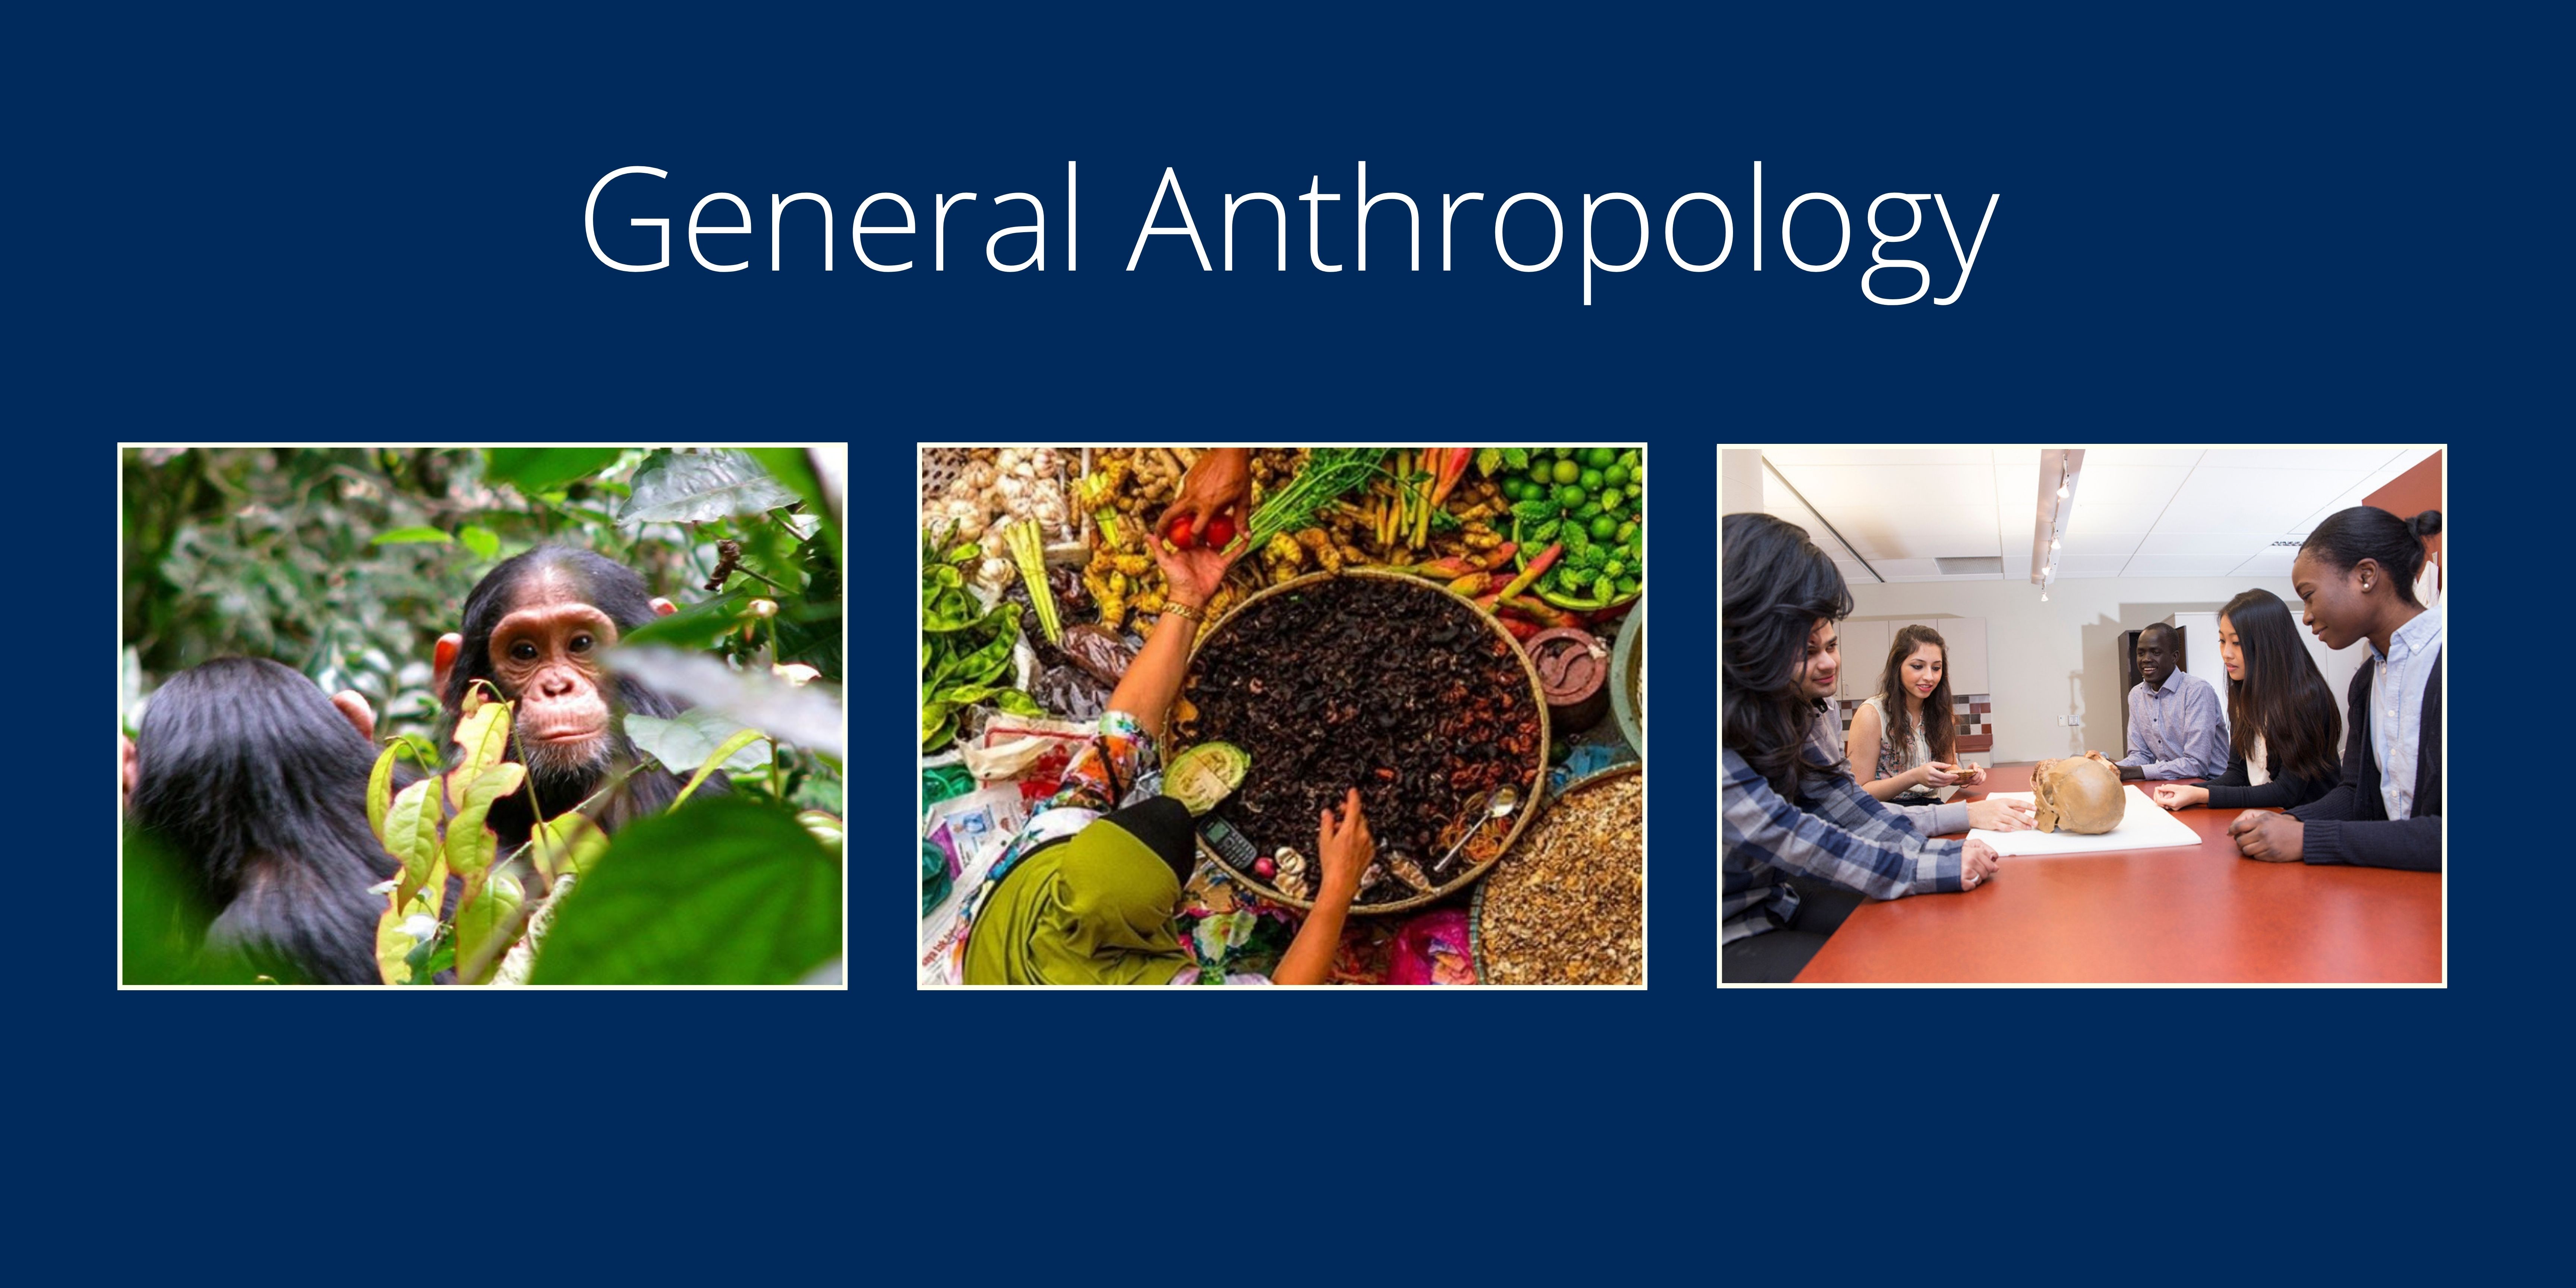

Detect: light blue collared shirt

[2118,666,2229,779]
[2368,609,2443,820]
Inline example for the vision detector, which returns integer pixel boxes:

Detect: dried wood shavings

[1477,774,1642,985]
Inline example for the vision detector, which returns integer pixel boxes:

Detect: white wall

[1721,449,1763,515]
[1843,576,2355,763]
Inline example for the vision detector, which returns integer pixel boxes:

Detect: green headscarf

[961,818,1191,985]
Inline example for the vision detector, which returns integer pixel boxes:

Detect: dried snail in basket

[2031,752,2125,834]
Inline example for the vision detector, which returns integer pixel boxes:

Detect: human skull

[2031,753,2125,834]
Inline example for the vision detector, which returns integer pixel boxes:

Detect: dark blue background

[48,3,2535,1281]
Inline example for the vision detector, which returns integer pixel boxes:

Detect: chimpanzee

[432,545,723,855]
[126,656,417,985]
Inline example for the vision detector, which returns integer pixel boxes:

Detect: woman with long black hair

[1722,512,1999,982]
[2229,507,2441,870]
[2149,587,2342,812]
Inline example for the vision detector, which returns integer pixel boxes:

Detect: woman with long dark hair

[1722,513,2000,982]
[2229,507,2441,870]
[1848,624,1983,802]
[2150,588,2341,812]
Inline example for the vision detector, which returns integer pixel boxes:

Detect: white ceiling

[1758,447,2439,583]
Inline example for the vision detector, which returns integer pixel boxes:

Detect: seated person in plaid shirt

[1721,514,2001,984]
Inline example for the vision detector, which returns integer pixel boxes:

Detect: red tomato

[1164,514,1196,549]
[1203,511,1237,551]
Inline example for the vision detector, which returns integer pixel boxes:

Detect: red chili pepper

[1477,542,1562,612]
[1427,446,1476,509]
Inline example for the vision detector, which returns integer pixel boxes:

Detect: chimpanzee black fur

[129,657,414,984]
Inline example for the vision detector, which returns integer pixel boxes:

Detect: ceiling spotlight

[2040,591,2049,602]
[2051,536,2061,550]
[2057,480,2070,499]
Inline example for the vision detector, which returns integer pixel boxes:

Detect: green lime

[1552,458,1581,484]
[1584,446,1617,469]
[1525,469,1555,495]
[1555,483,1587,508]
[1590,514,1617,540]
[1606,463,1631,487]
[1578,467,1604,490]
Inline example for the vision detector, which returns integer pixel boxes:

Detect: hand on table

[2151,784,2209,811]
[1961,838,2001,890]
[2228,810,2306,862]
[1315,787,1374,903]
[1967,796,2036,832]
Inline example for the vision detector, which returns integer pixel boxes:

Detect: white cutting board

[1967,786,2203,857]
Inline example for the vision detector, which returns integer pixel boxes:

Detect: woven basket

[1183,567,1551,917]
[1469,760,1641,981]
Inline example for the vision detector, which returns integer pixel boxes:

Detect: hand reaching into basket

[1316,787,1374,903]
[1269,788,1373,985]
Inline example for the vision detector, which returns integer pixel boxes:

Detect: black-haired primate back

[434,545,723,856]
[128,657,414,984]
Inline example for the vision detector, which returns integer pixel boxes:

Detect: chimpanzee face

[487,574,624,783]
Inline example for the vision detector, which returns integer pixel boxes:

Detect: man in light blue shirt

[2112,623,2228,780]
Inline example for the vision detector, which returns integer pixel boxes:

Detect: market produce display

[1500,446,1645,611]
[921,527,1039,750]
[1180,571,1546,911]
[920,447,1074,598]
[1473,767,1644,985]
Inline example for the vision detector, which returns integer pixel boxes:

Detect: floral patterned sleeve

[1036,710,1158,820]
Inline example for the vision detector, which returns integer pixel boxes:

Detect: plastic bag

[1054,624,1138,687]
[1386,909,1478,985]
[959,708,1098,796]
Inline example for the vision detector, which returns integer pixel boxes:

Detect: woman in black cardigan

[2230,507,2443,871]
[2150,588,2341,812]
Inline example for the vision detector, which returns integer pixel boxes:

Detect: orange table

[1794,763,2443,983]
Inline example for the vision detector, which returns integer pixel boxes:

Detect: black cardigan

[2204,735,2338,811]
[2289,651,2440,871]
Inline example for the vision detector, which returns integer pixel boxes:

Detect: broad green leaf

[617,450,799,527]
[673,729,766,810]
[531,798,841,985]
[367,745,399,846]
[484,448,624,495]
[619,588,752,650]
[383,778,444,893]
[459,524,500,561]
[449,699,513,805]
[743,447,843,554]
[455,869,525,984]
[445,762,527,881]
[532,812,610,882]
[624,707,769,775]
[370,526,453,546]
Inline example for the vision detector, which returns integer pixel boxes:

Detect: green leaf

[366,745,399,847]
[1475,447,1502,477]
[1510,498,1557,522]
[484,448,625,495]
[618,449,801,527]
[673,729,764,809]
[531,798,841,985]
[1503,448,1532,470]
[1532,519,1561,543]
[374,881,442,985]
[455,869,525,985]
[383,778,444,891]
[532,812,610,882]
[944,543,980,565]
[743,448,842,554]
[626,708,771,774]
[459,524,500,561]
[370,527,453,546]
[448,700,514,807]
[620,589,752,650]
[445,763,527,881]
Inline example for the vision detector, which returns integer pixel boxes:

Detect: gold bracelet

[1163,600,1206,624]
